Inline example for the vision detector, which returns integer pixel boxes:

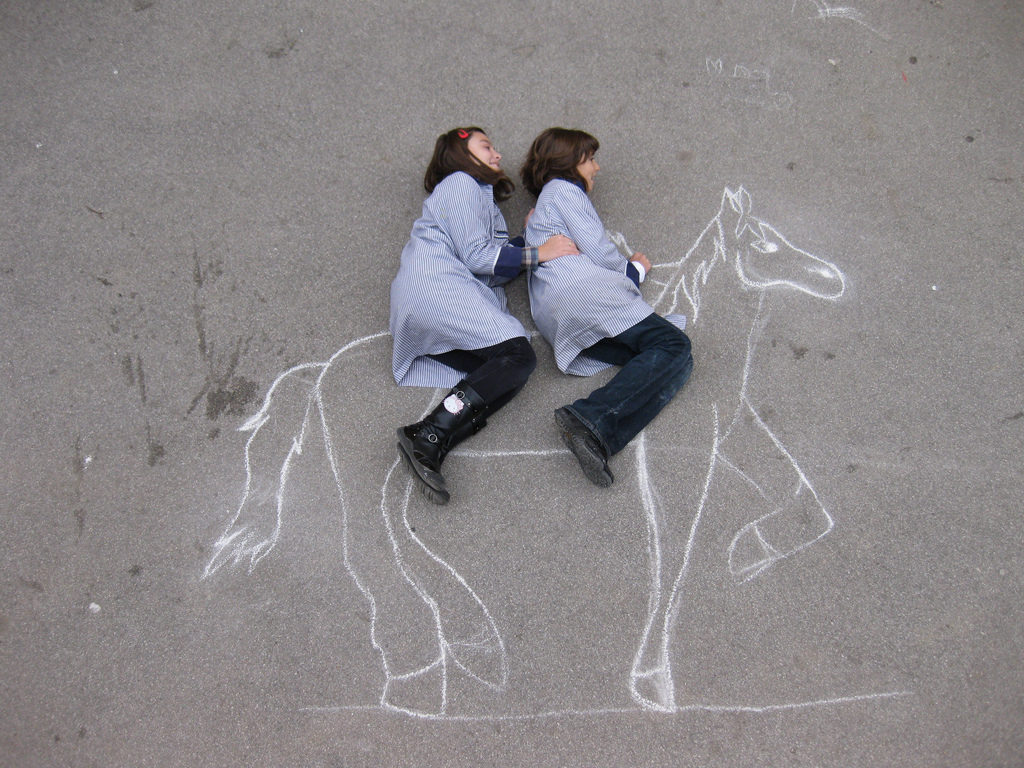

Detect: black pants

[429,336,536,413]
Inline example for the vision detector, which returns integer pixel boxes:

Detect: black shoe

[396,383,487,505]
[554,407,613,487]
[397,423,450,505]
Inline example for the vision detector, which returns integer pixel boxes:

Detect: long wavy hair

[423,127,515,202]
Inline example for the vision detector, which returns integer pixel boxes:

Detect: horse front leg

[629,431,677,712]
[629,416,721,713]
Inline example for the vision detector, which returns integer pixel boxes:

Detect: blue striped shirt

[525,179,655,376]
[390,172,534,386]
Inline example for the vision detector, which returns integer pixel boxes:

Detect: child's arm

[433,177,576,283]
[626,252,652,285]
[607,230,651,286]
[509,234,579,271]
[435,175,580,281]
[555,183,645,284]
[428,173,512,278]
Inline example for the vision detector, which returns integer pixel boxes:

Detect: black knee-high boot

[396,382,487,505]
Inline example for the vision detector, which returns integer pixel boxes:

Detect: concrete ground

[1,1,1022,766]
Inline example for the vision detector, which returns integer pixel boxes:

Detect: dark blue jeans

[566,314,693,456]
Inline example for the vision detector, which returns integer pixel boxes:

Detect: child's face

[576,153,600,191]
[468,132,502,172]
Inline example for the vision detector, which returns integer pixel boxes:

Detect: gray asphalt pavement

[1,1,1022,766]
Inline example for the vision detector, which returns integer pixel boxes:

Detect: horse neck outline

[648,186,845,325]
[648,186,749,323]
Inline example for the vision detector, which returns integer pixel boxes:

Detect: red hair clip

[456,129,469,139]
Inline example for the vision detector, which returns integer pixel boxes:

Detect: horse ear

[724,186,751,216]
[723,186,753,237]
[722,187,738,214]
[737,187,753,215]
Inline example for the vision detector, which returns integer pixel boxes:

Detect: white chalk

[205,185,853,718]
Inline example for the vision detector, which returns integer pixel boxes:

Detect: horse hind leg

[380,459,509,709]
[332,449,448,716]
[372,454,509,716]
[309,346,447,716]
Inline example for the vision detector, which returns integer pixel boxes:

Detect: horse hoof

[382,660,446,716]
[630,667,676,713]
[447,629,507,690]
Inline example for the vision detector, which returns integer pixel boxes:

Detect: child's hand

[630,252,652,273]
[538,234,579,263]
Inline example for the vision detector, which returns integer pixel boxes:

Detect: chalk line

[299,690,913,721]
[204,184,856,718]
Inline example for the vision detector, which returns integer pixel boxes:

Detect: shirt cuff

[495,244,524,278]
[626,259,645,287]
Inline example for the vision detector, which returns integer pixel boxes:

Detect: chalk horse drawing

[202,186,846,717]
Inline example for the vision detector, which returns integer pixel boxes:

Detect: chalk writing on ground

[792,0,889,39]
[704,57,793,110]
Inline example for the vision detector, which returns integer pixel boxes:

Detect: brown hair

[520,128,600,198]
[423,127,515,202]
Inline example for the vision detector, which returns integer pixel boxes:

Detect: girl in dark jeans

[521,127,693,486]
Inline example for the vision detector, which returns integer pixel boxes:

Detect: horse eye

[751,240,779,254]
